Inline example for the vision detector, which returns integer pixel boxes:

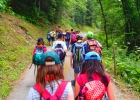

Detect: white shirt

[27,81,72,100]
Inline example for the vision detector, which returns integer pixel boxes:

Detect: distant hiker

[56,25,62,38]
[46,31,52,46]
[64,29,71,50]
[70,29,77,45]
[31,37,47,74]
[85,31,103,56]
[70,34,88,86]
[27,51,74,100]
[50,29,56,45]
[75,51,115,100]
[52,33,67,69]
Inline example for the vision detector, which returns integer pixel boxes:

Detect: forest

[0,0,140,99]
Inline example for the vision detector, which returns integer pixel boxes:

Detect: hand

[70,63,73,68]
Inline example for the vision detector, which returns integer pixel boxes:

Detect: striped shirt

[27,81,72,100]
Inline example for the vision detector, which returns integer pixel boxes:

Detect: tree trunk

[98,0,108,49]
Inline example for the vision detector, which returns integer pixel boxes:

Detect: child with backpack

[85,31,103,56]
[64,30,71,50]
[46,31,52,46]
[50,29,56,45]
[27,51,74,100]
[70,29,77,45]
[32,38,47,65]
[74,51,115,100]
[52,33,67,69]
[70,34,88,86]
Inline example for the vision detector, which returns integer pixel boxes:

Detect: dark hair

[36,57,64,93]
[37,38,44,45]
[57,33,64,39]
[71,29,73,31]
[81,60,109,87]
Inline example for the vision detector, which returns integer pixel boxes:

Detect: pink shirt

[76,73,111,89]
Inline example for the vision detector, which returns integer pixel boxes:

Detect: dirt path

[6,46,139,100]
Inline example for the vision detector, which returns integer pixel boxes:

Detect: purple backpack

[54,44,66,60]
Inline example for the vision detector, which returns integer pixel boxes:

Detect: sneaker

[71,80,75,86]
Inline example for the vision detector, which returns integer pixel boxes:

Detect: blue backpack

[46,32,51,39]
[33,46,45,66]
[73,42,85,61]
[54,44,66,60]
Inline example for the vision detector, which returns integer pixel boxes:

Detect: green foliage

[0,0,8,12]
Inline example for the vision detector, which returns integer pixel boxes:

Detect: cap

[41,51,61,65]
[85,51,101,61]
[57,33,64,38]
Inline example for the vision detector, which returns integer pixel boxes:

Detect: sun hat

[85,51,101,61]
[41,51,61,65]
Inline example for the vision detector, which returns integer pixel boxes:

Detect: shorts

[51,37,55,41]
[47,38,51,42]
[73,61,83,74]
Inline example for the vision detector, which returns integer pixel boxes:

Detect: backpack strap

[54,81,68,99]
[34,81,68,100]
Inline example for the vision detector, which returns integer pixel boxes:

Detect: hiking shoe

[71,80,75,86]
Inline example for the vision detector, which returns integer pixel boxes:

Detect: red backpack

[77,80,106,100]
[71,33,77,42]
[34,81,68,100]
[87,39,102,55]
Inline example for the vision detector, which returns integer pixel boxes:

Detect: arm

[52,42,56,51]
[63,42,67,53]
[96,41,103,49]
[107,81,115,100]
[74,80,81,98]
[70,52,73,68]
[67,83,74,100]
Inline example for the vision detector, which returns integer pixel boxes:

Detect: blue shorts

[47,38,51,42]
[51,37,55,41]
[73,61,83,74]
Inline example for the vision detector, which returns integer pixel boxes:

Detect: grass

[0,12,49,99]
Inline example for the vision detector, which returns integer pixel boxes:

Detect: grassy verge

[0,12,48,99]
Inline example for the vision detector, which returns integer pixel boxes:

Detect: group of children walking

[27,30,115,100]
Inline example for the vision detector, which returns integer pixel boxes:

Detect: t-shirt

[76,73,111,89]
[26,81,72,100]
[52,41,67,51]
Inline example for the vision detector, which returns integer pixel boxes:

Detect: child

[85,31,103,56]
[27,51,74,100]
[70,34,88,86]
[32,37,47,55]
[52,33,67,69]
[75,51,115,100]
[32,38,47,66]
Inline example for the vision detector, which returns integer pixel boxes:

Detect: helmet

[87,31,94,38]
[76,34,83,40]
